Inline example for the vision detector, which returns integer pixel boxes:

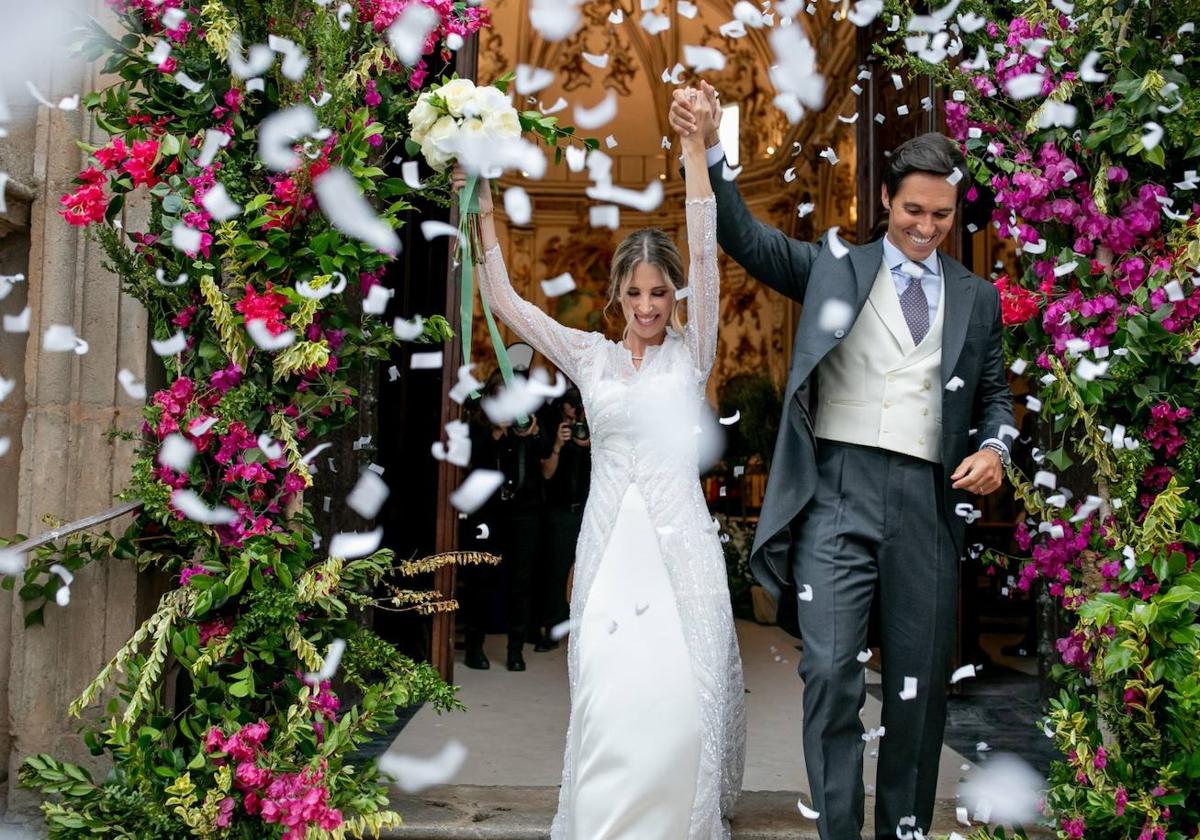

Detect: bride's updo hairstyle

[604,228,687,336]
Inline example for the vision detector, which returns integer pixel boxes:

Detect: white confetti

[378,741,468,794]
[200,183,242,221]
[174,72,204,93]
[315,167,400,254]
[504,187,532,225]
[640,10,670,34]
[797,202,815,218]
[411,351,443,370]
[171,489,238,524]
[171,224,203,254]
[328,527,384,559]
[451,469,505,513]
[950,664,977,683]
[817,299,854,333]
[898,676,918,700]
[49,563,73,607]
[856,649,873,663]
[541,273,576,297]
[1079,50,1107,83]
[296,272,347,301]
[574,90,618,129]
[1004,73,1045,100]
[684,44,726,73]
[197,128,232,168]
[225,35,272,78]
[797,799,820,819]
[827,226,848,259]
[387,3,440,64]
[116,368,147,400]
[158,433,196,472]
[586,179,663,213]
[515,64,555,97]
[590,205,620,229]
[959,753,1043,825]
[151,331,187,356]
[719,411,740,426]
[798,583,814,601]
[3,306,30,333]
[529,0,582,41]
[245,319,296,351]
[393,315,425,341]
[305,638,346,684]
[1141,121,1164,152]
[945,376,965,391]
[347,471,390,519]
[258,106,318,171]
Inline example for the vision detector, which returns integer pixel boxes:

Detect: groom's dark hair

[884,133,967,201]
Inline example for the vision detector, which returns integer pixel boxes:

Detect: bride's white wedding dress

[476,196,746,838]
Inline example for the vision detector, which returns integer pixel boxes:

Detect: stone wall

[0,31,152,822]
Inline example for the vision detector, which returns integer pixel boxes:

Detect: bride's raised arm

[680,94,720,378]
[458,170,602,384]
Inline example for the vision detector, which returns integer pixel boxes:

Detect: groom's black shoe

[464,647,490,670]
[506,652,526,671]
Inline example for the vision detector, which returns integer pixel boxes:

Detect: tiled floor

[385,620,1058,793]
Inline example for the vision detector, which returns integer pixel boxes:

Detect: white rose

[438,78,477,118]
[408,95,440,143]
[482,107,522,140]
[463,84,511,119]
[421,115,459,171]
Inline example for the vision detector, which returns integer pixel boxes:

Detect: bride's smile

[623,264,675,342]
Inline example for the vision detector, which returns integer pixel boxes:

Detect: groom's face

[881,172,958,263]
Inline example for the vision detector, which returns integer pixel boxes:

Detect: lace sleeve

[476,243,601,382]
[683,196,720,378]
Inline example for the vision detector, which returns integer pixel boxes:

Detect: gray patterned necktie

[898,271,930,345]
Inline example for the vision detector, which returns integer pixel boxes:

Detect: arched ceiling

[477,0,859,183]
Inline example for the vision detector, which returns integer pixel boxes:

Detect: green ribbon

[458,173,516,397]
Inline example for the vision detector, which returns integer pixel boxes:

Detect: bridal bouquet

[408,78,522,173]
[408,74,596,392]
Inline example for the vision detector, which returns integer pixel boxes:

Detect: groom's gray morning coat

[708,162,1016,638]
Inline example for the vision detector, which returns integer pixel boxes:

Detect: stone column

[1,29,151,821]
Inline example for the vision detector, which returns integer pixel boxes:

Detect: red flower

[994,275,1042,326]
[122,139,161,187]
[94,138,128,169]
[235,282,290,336]
[59,183,109,227]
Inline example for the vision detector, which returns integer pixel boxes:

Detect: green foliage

[886,0,1200,836]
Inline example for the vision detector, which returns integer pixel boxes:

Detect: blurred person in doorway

[532,386,591,651]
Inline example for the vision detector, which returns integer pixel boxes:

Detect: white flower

[421,115,459,172]
[463,84,511,119]
[408,93,440,143]
[438,78,477,118]
[482,107,522,140]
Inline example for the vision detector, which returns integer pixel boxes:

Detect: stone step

[384,786,1055,839]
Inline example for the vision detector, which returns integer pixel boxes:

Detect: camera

[513,415,533,432]
[571,420,589,441]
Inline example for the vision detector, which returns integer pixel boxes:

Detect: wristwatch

[981,440,1011,466]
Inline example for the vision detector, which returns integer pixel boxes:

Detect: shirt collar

[882,234,940,278]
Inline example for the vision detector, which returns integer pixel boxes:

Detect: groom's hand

[669,88,699,138]
[950,449,1003,495]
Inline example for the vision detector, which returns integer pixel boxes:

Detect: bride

[454,90,745,838]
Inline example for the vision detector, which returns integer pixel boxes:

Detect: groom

[671,85,1016,839]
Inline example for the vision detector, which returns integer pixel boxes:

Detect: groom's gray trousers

[793,440,958,840]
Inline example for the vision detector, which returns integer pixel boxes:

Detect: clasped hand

[669,80,722,148]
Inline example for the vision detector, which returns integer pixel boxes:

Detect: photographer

[460,371,546,672]
[532,387,591,651]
